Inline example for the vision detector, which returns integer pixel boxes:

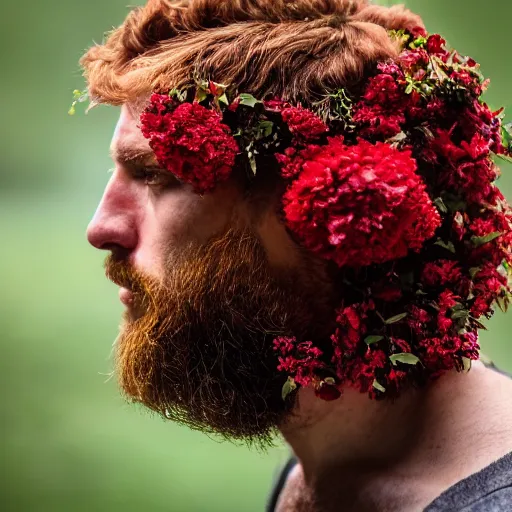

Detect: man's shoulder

[463,488,512,512]
[425,452,512,512]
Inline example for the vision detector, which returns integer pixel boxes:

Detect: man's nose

[86,172,138,252]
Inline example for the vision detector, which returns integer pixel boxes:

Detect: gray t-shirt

[267,452,512,511]
[425,451,512,511]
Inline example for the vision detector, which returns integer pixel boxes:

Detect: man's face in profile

[86,105,335,443]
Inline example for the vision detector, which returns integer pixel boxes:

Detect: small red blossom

[362,74,403,104]
[280,105,329,140]
[400,49,429,69]
[471,263,509,317]
[228,96,241,112]
[282,137,441,268]
[451,70,476,87]
[314,383,342,401]
[352,104,405,139]
[273,337,326,388]
[140,97,239,193]
[452,212,466,241]
[420,332,479,372]
[438,289,460,310]
[407,306,432,335]
[263,98,291,112]
[426,34,447,55]
[421,260,462,288]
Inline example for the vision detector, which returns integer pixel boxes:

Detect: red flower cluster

[264,99,329,141]
[282,137,441,267]
[330,302,410,397]
[140,94,239,193]
[135,30,512,403]
[419,332,480,374]
[273,336,325,387]
[421,260,462,288]
[351,70,407,140]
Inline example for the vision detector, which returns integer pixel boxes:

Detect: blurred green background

[1,0,510,510]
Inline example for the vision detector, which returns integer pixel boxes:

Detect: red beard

[105,228,335,444]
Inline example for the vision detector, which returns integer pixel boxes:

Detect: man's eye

[136,167,173,187]
[143,168,165,186]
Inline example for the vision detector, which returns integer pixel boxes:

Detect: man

[82,0,512,510]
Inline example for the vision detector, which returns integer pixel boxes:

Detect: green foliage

[365,335,385,345]
[68,88,89,116]
[281,377,297,401]
[384,313,408,325]
[372,380,386,393]
[239,93,262,108]
[389,353,421,366]
[435,239,456,253]
[471,232,502,247]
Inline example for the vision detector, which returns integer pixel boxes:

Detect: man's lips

[119,287,135,306]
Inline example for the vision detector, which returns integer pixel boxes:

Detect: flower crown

[130,30,512,401]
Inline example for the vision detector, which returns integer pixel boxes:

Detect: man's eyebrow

[110,145,158,167]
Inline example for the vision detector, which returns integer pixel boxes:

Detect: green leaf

[195,89,208,103]
[372,380,386,393]
[443,195,467,212]
[471,317,488,330]
[218,93,229,105]
[384,312,408,325]
[248,153,257,175]
[411,37,427,48]
[68,104,76,116]
[469,267,481,278]
[462,357,472,373]
[169,88,187,102]
[239,93,261,108]
[255,120,274,139]
[389,353,420,366]
[435,240,456,253]
[451,309,469,320]
[281,377,297,401]
[365,335,384,345]
[433,197,448,214]
[471,232,502,247]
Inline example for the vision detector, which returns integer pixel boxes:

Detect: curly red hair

[80,0,425,107]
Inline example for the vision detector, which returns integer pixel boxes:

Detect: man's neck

[277,361,512,511]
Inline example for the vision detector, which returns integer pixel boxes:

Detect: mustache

[104,255,154,299]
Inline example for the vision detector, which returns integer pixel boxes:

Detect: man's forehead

[110,105,155,165]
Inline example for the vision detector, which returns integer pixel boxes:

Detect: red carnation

[281,105,329,140]
[282,137,441,268]
[264,99,328,141]
[140,96,239,193]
